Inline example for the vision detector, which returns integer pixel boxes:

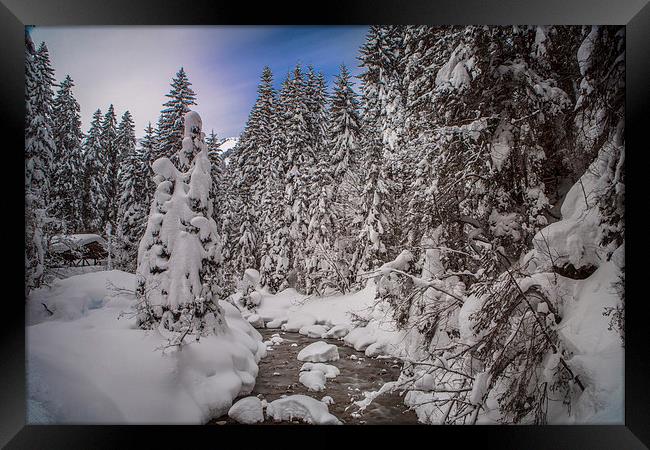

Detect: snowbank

[266,395,341,425]
[297,341,340,363]
[27,270,266,424]
[228,396,264,424]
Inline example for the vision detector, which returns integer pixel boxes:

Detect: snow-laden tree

[227,67,278,276]
[258,108,290,292]
[328,64,362,180]
[362,25,625,425]
[351,120,390,276]
[81,109,106,233]
[136,110,227,341]
[100,104,120,229]
[155,67,197,165]
[140,122,157,199]
[50,75,84,232]
[281,66,314,289]
[25,35,55,296]
[115,111,147,272]
[319,64,364,292]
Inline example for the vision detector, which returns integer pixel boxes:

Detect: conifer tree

[140,122,157,200]
[115,111,143,271]
[81,109,106,233]
[25,35,55,295]
[156,68,197,164]
[136,111,226,340]
[50,75,84,232]
[101,104,120,229]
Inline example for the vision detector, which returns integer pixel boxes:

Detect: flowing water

[208,329,420,425]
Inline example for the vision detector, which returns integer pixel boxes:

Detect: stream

[208,328,420,425]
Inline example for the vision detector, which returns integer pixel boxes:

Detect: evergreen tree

[25,35,55,296]
[115,111,144,271]
[100,104,120,229]
[155,67,197,165]
[140,122,157,200]
[50,75,84,232]
[328,64,362,179]
[81,109,107,233]
[136,111,226,340]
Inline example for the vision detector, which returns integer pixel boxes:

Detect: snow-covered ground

[26,270,266,424]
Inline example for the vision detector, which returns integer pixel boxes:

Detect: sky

[29,26,369,139]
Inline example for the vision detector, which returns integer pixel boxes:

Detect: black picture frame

[3,0,648,448]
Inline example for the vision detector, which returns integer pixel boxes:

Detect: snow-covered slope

[218,136,239,152]
[27,270,266,424]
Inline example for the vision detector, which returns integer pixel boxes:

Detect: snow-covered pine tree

[227,67,278,277]
[115,111,146,272]
[282,65,314,291]
[81,109,106,233]
[155,68,197,165]
[205,129,224,222]
[320,64,363,291]
[136,110,226,341]
[350,118,390,277]
[328,64,362,180]
[25,34,55,296]
[140,122,157,200]
[302,68,335,294]
[100,104,120,229]
[257,71,295,292]
[50,75,84,232]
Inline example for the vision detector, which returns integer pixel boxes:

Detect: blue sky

[29,26,369,139]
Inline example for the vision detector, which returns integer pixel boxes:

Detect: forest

[25,25,625,425]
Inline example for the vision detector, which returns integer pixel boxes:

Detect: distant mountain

[218,136,239,152]
[218,136,239,165]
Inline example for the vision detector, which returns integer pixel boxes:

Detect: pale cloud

[29,26,367,139]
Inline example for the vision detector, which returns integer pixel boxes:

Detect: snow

[300,362,340,379]
[228,396,264,424]
[27,270,265,424]
[299,370,327,392]
[297,341,340,363]
[301,324,330,338]
[247,314,265,328]
[266,395,341,425]
[490,119,514,172]
[218,136,239,152]
[323,324,350,339]
[50,234,107,253]
[282,313,317,332]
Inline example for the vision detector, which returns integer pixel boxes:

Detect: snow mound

[228,396,264,424]
[247,314,264,328]
[27,270,265,424]
[299,371,327,392]
[323,324,350,339]
[343,327,376,352]
[297,341,340,363]
[266,395,341,425]
[282,313,317,332]
[300,324,330,338]
[300,362,340,379]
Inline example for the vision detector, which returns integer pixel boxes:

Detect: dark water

[208,329,420,425]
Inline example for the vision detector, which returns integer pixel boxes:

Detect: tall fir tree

[155,67,197,165]
[100,104,120,230]
[115,111,144,272]
[81,109,107,233]
[25,35,55,296]
[50,75,84,232]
